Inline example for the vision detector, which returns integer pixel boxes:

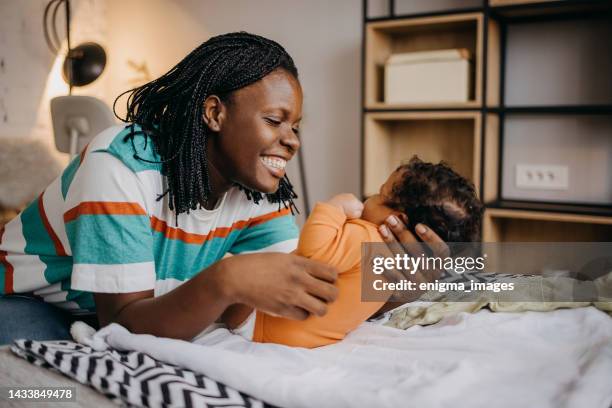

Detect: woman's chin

[239,178,280,195]
[237,166,284,194]
[259,181,281,194]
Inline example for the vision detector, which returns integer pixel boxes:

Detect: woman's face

[206,69,303,194]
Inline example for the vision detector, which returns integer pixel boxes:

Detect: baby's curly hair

[384,156,484,242]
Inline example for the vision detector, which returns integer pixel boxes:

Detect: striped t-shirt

[0,125,299,314]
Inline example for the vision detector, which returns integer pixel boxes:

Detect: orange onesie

[252,202,386,348]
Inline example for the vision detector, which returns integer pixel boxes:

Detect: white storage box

[384,49,472,104]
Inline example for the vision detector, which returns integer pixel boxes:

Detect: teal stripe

[65,214,153,265]
[60,155,81,199]
[97,124,162,174]
[229,215,299,254]
[0,256,6,295]
[152,229,242,282]
[62,279,96,311]
[0,221,9,293]
[21,199,57,257]
[41,256,73,284]
[20,197,73,285]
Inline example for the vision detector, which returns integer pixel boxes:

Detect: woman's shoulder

[86,124,162,175]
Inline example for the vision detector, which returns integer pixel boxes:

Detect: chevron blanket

[10,339,273,407]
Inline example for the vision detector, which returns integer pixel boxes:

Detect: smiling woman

[0,32,339,344]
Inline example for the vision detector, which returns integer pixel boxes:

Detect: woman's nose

[280,126,300,153]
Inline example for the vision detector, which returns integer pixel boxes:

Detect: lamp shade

[62,42,106,87]
[50,95,116,155]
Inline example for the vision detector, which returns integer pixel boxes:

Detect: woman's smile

[260,155,288,178]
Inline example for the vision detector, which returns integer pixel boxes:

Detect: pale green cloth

[385,273,612,330]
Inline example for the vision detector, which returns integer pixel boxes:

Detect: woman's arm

[94,252,339,340]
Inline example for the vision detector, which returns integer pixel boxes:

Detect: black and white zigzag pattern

[11,339,275,408]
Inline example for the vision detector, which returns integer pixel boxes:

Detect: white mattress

[82,306,612,408]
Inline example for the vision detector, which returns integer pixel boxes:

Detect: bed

[2,305,611,408]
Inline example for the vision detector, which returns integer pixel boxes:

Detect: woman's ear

[202,95,225,132]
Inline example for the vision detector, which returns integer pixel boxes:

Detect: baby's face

[362,168,406,225]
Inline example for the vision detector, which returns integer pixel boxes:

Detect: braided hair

[113,32,299,217]
[384,156,484,243]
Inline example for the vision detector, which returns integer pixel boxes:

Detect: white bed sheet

[78,307,612,408]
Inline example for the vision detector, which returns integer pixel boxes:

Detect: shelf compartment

[504,16,612,106]
[365,13,483,109]
[363,111,481,197]
[483,208,612,241]
[500,114,612,206]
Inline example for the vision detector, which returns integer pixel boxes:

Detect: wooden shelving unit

[361,0,612,242]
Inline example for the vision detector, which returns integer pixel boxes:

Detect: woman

[0,32,444,345]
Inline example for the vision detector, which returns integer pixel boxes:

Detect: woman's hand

[376,215,449,303]
[217,252,339,321]
[327,193,364,219]
[379,215,450,258]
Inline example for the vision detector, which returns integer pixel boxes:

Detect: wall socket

[515,164,569,190]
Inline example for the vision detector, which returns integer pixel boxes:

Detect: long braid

[113,32,300,217]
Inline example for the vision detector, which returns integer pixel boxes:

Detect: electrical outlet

[515,164,569,190]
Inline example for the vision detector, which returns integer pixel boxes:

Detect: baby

[226,156,483,348]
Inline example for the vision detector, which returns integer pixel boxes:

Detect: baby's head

[362,156,484,242]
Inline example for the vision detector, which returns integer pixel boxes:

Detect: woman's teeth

[261,156,287,170]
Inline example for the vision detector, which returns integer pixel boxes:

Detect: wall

[0,0,109,165]
[0,0,111,136]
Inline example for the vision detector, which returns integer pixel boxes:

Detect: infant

[227,156,483,348]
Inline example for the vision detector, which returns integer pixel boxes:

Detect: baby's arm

[326,193,364,220]
[297,194,367,271]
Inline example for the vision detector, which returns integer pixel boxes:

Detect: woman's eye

[265,117,281,126]
[292,127,300,136]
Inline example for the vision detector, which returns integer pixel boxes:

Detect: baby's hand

[328,193,364,219]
